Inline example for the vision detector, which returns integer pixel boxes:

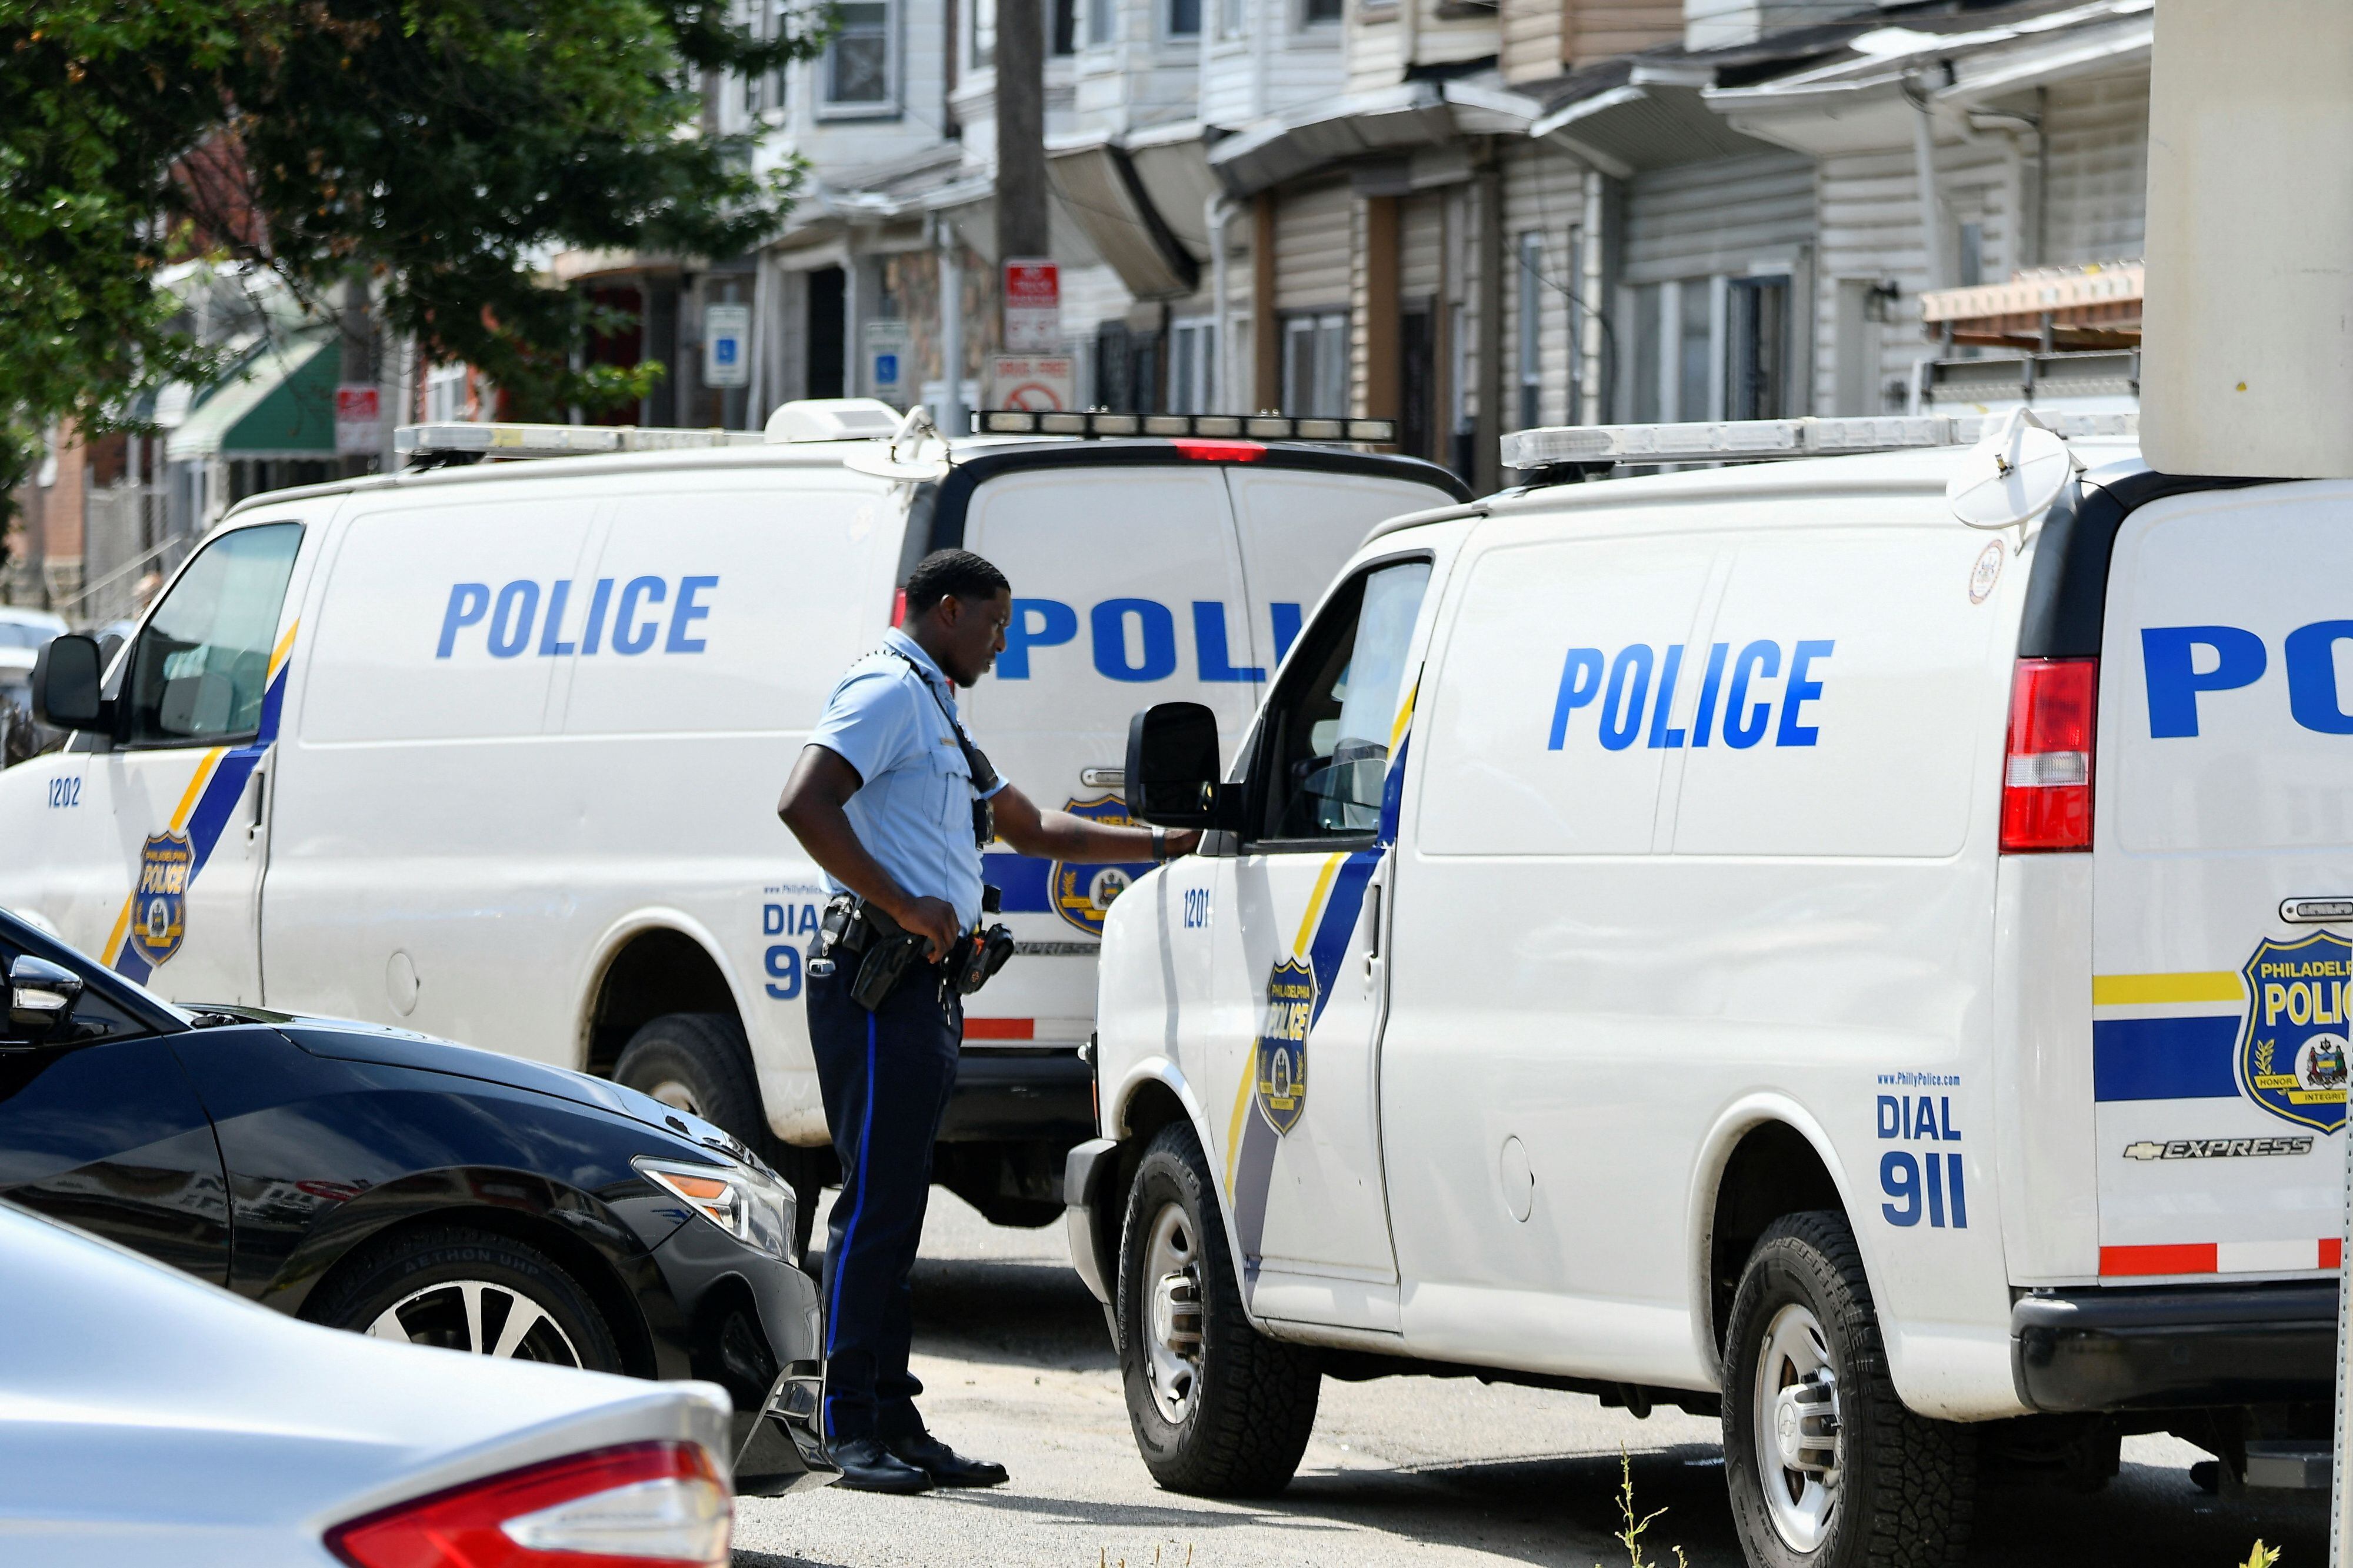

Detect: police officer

[776,548,1198,1494]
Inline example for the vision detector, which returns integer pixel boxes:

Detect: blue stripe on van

[982,852,1054,915]
[2092,1016,2242,1100]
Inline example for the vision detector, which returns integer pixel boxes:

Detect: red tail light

[328,1441,729,1568]
[2001,658,2097,852]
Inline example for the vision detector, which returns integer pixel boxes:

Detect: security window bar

[825,0,894,106]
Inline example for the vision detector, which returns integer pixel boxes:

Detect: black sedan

[0,905,831,1495]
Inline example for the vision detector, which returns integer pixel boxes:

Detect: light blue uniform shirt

[806,629,1007,929]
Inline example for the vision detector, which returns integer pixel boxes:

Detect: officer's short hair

[904,550,1010,614]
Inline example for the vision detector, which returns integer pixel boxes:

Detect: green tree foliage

[0,0,824,530]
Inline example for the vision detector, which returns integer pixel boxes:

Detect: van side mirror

[31,635,108,732]
[5,955,84,1043]
[1125,702,1235,830]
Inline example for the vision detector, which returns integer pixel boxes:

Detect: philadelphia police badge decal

[1049,796,1156,938]
[1255,958,1315,1135]
[132,831,194,967]
[2240,930,2351,1135]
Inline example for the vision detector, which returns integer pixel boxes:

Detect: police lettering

[1547,639,1833,750]
[995,598,1304,683]
[1875,1093,1968,1230]
[2143,619,2353,738]
[138,855,191,895]
[436,576,719,659]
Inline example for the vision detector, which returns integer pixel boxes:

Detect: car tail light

[328,1441,729,1568]
[2001,658,2097,852]
[890,586,906,627]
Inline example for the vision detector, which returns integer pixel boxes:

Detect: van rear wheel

[1722,1211,1975,1568]
[1116,1122,1319,1496]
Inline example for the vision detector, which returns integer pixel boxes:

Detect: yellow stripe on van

[268,619,299,677]
[2092,972,2245,1006]
[1292,854,1345,958]
[1388,681,1418,753]
[1225,1064,1255,1193]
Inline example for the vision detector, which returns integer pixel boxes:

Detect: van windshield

[1256,558,1431,841]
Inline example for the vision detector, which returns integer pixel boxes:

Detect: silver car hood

[0,1204,732,1566]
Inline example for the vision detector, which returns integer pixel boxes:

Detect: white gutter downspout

[1908,76,1949,295]
[1580,168,1605,425]
[1207,194,1235,412]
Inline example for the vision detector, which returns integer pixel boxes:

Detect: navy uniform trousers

[807,955,962,1443]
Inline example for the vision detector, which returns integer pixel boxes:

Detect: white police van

[1069,411,2347,1564]
[4,401,1464,1236]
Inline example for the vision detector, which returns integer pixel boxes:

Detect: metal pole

[1207,195,1233,412]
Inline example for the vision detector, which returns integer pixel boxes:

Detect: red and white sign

[334,383,381,455]
[990,355,1076,412]
[1002,258,1062,353]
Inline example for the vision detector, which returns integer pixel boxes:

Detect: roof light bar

[975,410,1399,445]
[395,422,765,461]
[1501,412,2137,471]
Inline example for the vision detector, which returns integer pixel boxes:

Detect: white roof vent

[764,399,905,443]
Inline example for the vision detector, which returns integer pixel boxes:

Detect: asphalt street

[734,1193,2330,1568]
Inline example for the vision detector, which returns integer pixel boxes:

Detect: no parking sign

[989,355,1075,411]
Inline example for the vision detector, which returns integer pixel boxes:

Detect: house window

[1281,311,1348,419]
[1516,230,1543,431]
[1169,318,1217,412]
[425,365,469,422]
[1218,0,1244,37]
[1054,0,1078,51]
[825,0,894,107]
[1302,0,1341,21]
[1630,283,1662,423]
[1089,0,1115,45]
[1677,278,1712,421]
[971,0,995,68]
[1728,276,1791,421]
[1168,0,1201,38]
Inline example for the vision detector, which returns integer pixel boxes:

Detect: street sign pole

[2335,1122,2350,1566]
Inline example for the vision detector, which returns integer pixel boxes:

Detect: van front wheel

[1116,1122,1319,1497]
[1722,1210,1974,1568]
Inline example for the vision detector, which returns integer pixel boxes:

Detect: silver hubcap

[1754,1302,1842,1552]
[1141,1202,1204,1424]
[367,1280,582,1366]
[644,1078,702,1115]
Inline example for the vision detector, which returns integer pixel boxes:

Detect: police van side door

[70,518,311,1005]
[1211,553,1433,1333]
[2092,482,2353,1282]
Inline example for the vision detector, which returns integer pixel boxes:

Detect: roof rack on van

[1501,412,2137,476]
[975,409,1399,445]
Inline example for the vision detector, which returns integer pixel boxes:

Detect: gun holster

[812,895,928,1012]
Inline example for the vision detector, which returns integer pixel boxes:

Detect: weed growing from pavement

[1601,1449,1688,1568]
[2238,1544,2280,1568]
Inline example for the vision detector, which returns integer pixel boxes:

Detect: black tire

[1722,1211,1975,1568]
[614,1012,769,1148]
[1116,1122,1319,1496]
[306,1224,624,1374]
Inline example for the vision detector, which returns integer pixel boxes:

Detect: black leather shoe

[886,1431,1008,1488]
[827,1436,935,1494]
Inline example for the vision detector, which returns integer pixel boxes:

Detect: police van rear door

[958,448,1462,1049]
[2092,480,2353,1283]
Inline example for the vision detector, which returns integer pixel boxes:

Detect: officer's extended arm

[777,745,964,960]
[992,782,1201,863]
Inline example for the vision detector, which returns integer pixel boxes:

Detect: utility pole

[995,0,1051,315]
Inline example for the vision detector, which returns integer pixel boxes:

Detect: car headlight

[634,1156,796,1264]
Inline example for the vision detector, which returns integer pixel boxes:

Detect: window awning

[165,331,341,463]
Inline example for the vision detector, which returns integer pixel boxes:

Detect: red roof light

[1172,439,1266,462]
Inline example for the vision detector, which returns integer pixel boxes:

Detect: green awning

[166,331,340,462]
